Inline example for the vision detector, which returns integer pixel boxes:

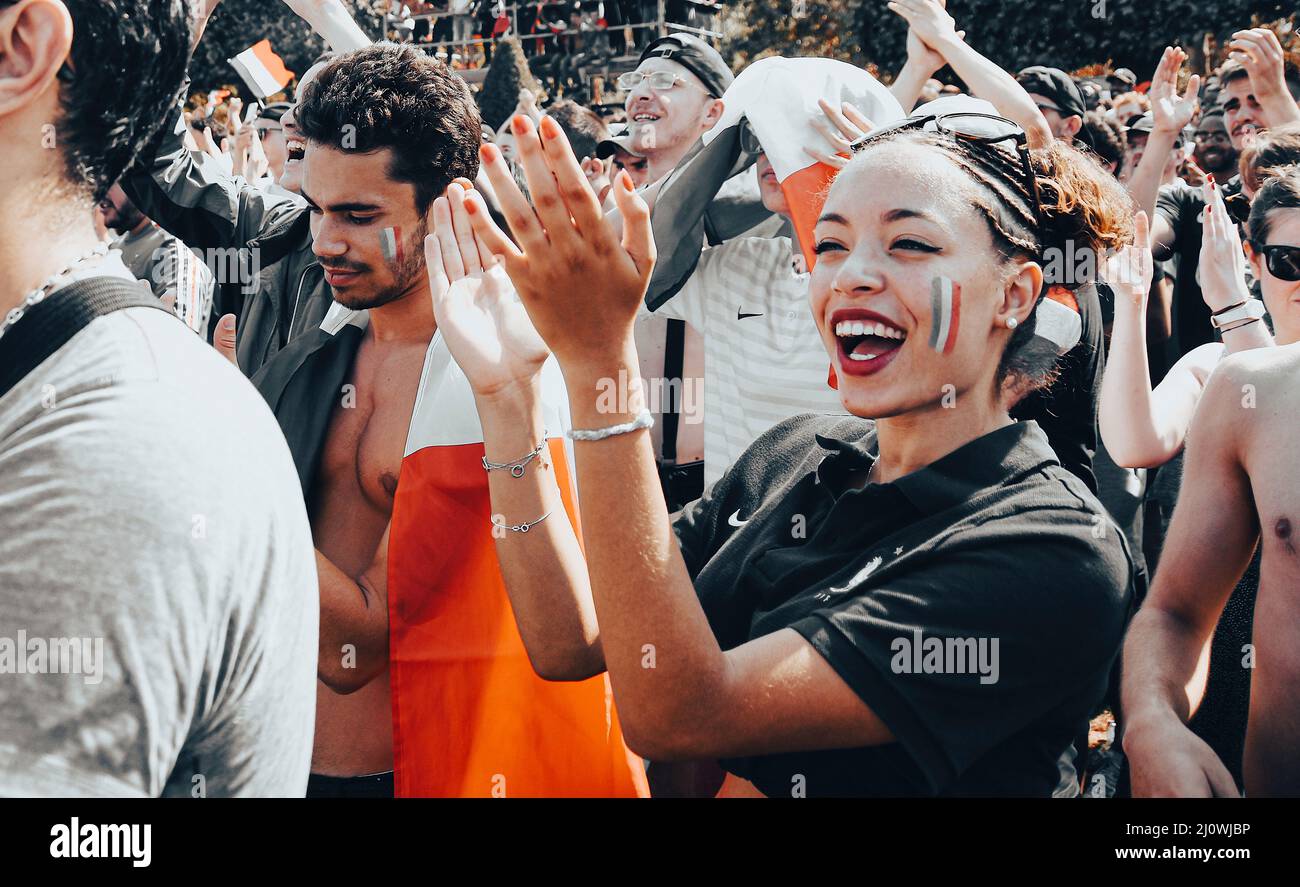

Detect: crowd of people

[1,0,1298,799]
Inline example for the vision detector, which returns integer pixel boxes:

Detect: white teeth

[834,319,906,339]
[847,352,876,361]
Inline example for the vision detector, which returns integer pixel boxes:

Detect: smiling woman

[424,107,1141,797]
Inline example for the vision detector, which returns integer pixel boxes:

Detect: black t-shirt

[1010,280,1105,495]
[1155,176,1243,360]
[673,414,1136,797]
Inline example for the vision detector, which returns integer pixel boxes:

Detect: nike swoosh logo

[737,310,764,320]
[829,556,882,594]
[728,509,748,527]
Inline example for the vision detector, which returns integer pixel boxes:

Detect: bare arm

[888,0,1052,149]
[283,0,372,52]
[317,528,389,693]
[423,186,605,681]
[1228,28,1300,129]
[465,115,895,762]
[1120,359,1258,797]
[1126,47,1199,221]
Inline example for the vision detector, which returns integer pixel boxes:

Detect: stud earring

[1006,317,1019,330]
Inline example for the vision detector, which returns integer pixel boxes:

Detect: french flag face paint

[380,227,404,267]
[929,276,962,355]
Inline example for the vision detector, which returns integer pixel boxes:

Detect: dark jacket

[122,104,333,376]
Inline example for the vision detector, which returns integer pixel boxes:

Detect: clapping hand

[443,114,654,379]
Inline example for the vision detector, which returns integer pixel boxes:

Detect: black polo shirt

[673,414,1136,797]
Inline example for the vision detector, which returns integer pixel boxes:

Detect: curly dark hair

[296,43,481,214]
[43,0,193,203]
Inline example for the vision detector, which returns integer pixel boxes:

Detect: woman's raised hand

[458,114,656,377]
[425,182,551,399]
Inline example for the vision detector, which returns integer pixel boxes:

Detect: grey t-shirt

[0,304,318,797]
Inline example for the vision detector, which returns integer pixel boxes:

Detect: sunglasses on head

[850,113,1042,223]
[1253,243,1300,281]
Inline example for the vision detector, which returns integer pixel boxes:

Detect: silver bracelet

[491,510,553,534]
[482,432,547,477]
[566,410,655,442]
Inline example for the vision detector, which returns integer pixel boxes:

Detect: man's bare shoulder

[1204,341,1300,406]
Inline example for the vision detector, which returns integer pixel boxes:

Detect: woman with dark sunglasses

[422,106,1138,797]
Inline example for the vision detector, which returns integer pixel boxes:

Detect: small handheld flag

[228,40,295,100]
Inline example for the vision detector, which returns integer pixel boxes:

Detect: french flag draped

[228,40,295,99]
[386,336,649,797]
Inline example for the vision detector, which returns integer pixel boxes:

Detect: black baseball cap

[1017,66,1086,119]
[638,34,733,99]
[258,102,291,123]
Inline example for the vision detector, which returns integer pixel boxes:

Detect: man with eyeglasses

[253,102,293,185]
[620,34,750,510]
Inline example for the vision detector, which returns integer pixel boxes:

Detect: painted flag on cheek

[380,227,403,267]
[929,276,962,355]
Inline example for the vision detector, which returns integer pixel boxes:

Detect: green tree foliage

[477,37,545,131]
[189,0,382,95]
[722,0,1297,83]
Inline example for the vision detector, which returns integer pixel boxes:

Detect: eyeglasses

[851,113,1042,223]
[617,70,692,92]
[739,119,762,156]
[1254,244,1300,281]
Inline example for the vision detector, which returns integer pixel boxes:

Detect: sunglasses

[1253,243,1300,281]
[850,113,1042,223]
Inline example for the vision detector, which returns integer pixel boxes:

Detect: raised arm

[282,0,372,53]
[1228,28,1300,129]
[887,0,961,113]
[459,115,894,762]
[1126,47,1199,224]
[1120,356,1260,797]
[422,182,605,681]
[887,0,1052,149]
[1102,190,1273,467]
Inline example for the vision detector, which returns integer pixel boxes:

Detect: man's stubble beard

[333,219,429,311]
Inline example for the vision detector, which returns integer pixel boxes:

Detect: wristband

[566,410,654,442]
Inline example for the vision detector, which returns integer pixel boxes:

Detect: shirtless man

[1121,172,1300,796]
[244,44,480,797]
[248,44,646,799]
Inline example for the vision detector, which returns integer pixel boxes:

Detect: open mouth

[286,138,306,163]
[833,314,906,376]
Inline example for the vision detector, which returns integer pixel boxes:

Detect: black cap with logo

[638,34,734,99]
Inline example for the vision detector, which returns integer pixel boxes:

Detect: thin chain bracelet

[482,432,547,478]
[491,510,553,534]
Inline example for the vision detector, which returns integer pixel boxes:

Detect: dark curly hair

[296,43,481,214]
[1080,110,1126,177]
[42,0,193,203]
